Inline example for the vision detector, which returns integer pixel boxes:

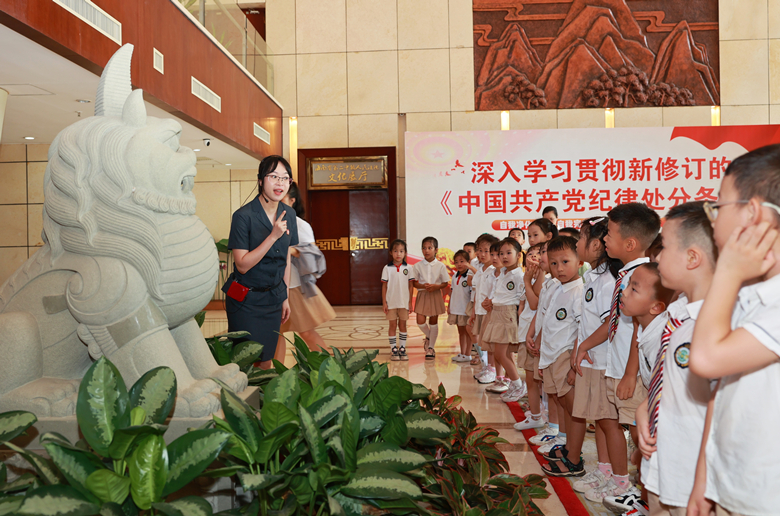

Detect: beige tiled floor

[203,305,639,516]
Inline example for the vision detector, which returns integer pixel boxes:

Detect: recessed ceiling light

[76,99,91,103]
[225,164,232,166]
[24,136,35,140]
[194,148,201,152]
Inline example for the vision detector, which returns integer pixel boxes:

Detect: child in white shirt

[381,239,414,361]
[448,250,473,362]
[468,235,499,367]
[412,236,450,360]
[475,242,503,384]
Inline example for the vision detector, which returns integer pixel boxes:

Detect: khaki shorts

[715,505,745,516]
[542,350,573,397]
[606,375,648,426]
[522,345,541,380]
[466,301,474,318]
[648,492,686,516]
[573,367,618,420]
[386,308,409,321]
[472,314,485,335]
[447,313,469,326]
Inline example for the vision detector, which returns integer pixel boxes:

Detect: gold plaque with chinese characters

[308,156,388,190]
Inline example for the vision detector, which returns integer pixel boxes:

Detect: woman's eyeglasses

[704,200,780,222]
[266,174,292,184]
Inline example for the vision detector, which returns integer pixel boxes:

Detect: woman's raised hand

[271,210,289,240]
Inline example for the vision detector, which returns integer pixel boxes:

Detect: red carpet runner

[505,401,591,516]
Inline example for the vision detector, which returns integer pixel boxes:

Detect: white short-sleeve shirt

[705,274,780,515]
[606,257,650,379]
[535,276,558,340]
[381,261,414,309]
[491,267,525,307]
[578,264,615,370]
[449,271,472,316]
[412,258,449,286]
[636,311,669,388]
[473,264,495,316]
[518,276,538,342]
[642,298,713,508]
[539,278,584,369]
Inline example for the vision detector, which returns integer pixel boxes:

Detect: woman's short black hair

[258,155,292,183]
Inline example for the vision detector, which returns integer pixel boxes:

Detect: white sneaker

[473,365,489,379]
[513,415,545,431]
[584,478,629,503]
[529,425,558,445]
[452,354,472,362]
[477,368,497,384]
[486,378,509,393]
[603,486,642,514]
[572,468,608,493]
[537,434,566,454]
[619,500,649,516]
[500,382,527,402]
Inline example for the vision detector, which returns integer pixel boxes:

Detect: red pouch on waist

[226,281,250,302]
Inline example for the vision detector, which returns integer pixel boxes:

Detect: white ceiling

[0,24,260,170]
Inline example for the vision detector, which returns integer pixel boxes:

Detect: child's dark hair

[637,262,676,307]
[286,181,305,219]
[508,228,525,240]
[463,242,476,251]
[489,242,502,253]
[476,234,499,247]
[724,144,780,219]
[530,218,559,239]
[607,202,661,250]
[389,239,407,254]
[546,236,578,255]
[581,216,623,277]
[527,242,544,255]
[543,206,558,217]
[559,227,580,240]
[665,201,718,264]
[647,233,664,262]
[422,236,438,249]
[499,237,522,254]
[453,249,470,263]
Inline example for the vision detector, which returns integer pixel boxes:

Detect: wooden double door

[308,190,390,305]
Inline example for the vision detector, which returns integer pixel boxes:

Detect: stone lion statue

[0,44,247,419]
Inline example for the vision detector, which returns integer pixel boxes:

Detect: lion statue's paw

[0,378,80,418]
[209,363,248,393]
[173,378,221,418]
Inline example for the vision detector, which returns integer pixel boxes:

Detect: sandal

[542,455,585,478]
[470,356,482,365]
[543,444,568,461]
[425,347,436,360]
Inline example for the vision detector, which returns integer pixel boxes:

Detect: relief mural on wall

[474,0,719,110]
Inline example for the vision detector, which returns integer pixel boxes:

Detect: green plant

[195,311,265,382]
[206,335,445,516]
[0,358,231,516]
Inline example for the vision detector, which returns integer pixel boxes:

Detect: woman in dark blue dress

[222,156,298,369]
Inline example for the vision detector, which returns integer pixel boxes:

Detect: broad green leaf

[3,442,62,485]
[220,386,262,453]
[0,495,24,516]
[357,443,426,473]
[331,493,363,516]
[38,433,83,452]
[370,377,412,417]
[358,412,384,439]
[264,369,300,409]
[309,370,320,388]
[43,442,100,500]
[272,360,288,373]
[85,470,131,504]
[331,347,344,364]
[230,341,264,371]
[237,472,283,491]
[341,468,422,500]
[225,434,253,464]
[0,462,5,484]
[404,412,450,439]
[380,410,408,447]
[97,503,125,516]
[292,334,311,362]
[163,429,230,497]
[254,422,298,463]
[307,352,327,372]
[319,358,352,394]
[410,384,431,400]
[344,350,371,374]
[0,473,37,494]
[247,368,278,383]
[77,357,130,456]
[128,367,177,425]
[208,339,231,366]
[328,435,345,468]
[198,465,246,478]
[307,394,348,428]
[18,485,100,516]
[351,371,369,407]
[194,311,206,328]
[341,412,357,472]
[298,405,327,466]
[108,424,168,460]
[128,434,167,510]
[0,411,37,442]
[153,497,213,516]
[260,401,297,432]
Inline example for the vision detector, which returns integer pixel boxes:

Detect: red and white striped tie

[607,270,628,342]
[647,317,684,437]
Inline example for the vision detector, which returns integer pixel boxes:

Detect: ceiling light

[225,163,232,166]
[24,136,35,140]
[76,99,91,103]
[194,148,201,152]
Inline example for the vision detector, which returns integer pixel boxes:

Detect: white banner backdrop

[404,125,780,255]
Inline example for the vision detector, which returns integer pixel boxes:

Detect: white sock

[389,335,397,349]
[418,322,430,339]
[481,350,488,364]
[512,378,524,388]
[399,332,407,350]
[428,324,439,349]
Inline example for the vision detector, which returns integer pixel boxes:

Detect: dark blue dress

[222,197,299,361]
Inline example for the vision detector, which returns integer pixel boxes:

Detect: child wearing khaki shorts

[382,239,415,361]
[448,250,473,362]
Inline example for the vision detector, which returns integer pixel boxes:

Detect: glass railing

[179,0,274,96]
